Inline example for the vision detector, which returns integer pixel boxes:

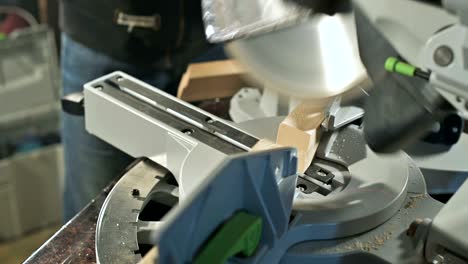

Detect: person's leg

[61,34,170,221]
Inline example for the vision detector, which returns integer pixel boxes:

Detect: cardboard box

[177,60,249,102]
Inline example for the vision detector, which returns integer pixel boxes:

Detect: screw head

[432,254,445,264]
[317,171,327,177]
[297,184,307,193]
[434,46,454,67]
[182,129,194,135]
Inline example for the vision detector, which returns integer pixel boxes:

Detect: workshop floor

[0,225,60,264]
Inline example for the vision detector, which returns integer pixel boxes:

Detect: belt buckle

[114,10,161,33]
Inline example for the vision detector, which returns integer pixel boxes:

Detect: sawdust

[405,194,427,209]
[344,231,394,252]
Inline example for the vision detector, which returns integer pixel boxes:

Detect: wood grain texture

[251,101,329,173]
[138,247,159,264]
[177,60,248,102]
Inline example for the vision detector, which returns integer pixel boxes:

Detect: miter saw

[80,71,448,264]
[63,0,468,263]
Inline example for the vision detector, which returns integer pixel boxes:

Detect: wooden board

[252,101,329,173]
[177,60,249,102]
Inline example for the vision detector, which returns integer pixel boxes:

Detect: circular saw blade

[227,13,367,99]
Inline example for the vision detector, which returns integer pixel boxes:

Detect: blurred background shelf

[0,1,62,263]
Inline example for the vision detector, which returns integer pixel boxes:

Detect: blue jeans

[61,34,225,221]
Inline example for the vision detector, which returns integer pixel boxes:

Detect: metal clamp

[322,98,364,131]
